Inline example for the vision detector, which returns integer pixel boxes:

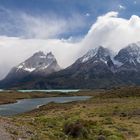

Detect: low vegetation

[0,86,140,140]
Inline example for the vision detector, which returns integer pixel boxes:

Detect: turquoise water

[0,96,90,116]
[18,89,80,93]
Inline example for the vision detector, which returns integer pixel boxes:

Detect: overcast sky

[0,0,140,79]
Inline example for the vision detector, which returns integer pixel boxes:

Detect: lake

[18,89,80,93]
[0,96,90,116]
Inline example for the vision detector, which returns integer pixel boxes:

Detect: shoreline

[0,90,95,105]
[0,86,139,105]
[0,96,91,117]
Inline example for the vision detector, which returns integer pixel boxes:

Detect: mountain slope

[0,51,61,88]
[2,44,140,89]
[20,44,140,89]
[115,43,140,71]
[13,46,122,89]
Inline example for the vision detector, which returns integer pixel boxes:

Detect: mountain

[115,43,140,71]
[78,46,112,63]
[0,51,61,88]
[113,43,140,85]
[1,43,140,89]
[115,43,140,64]
[67,46,115,75]
[9,46,120,89]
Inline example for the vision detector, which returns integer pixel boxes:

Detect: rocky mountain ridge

[1,43,140,89]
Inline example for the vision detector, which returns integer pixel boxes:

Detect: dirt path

[0,119,12,140]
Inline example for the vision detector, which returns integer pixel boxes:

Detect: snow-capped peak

[46,52,55,60]
[115,43,140,64]
[16,51,61,73]
[80,48,98,63]
[80,46,112,63]
[33,51,45,57]
[125,43,140,54]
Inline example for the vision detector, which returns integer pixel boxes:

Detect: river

[0,96,90,116]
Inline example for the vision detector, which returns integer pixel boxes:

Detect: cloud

[118,4,126,10]
[85,13,90,17]
[134,1,137,4]
[0,7,87,79]
[81,11,140,53]
[1,11,140,80]
[0,7,87,39]
[0,36,81,79]
[0,7,25,37]
[22,13,87,39]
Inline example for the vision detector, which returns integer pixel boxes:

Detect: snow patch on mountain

[81,48,98,63]
[115,43,140,65]
[24,67,36,72]
[79,46,112,64]
[16,51,61,73]
[112,59,123,67]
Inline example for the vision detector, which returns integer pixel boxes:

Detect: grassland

[0,87,140,140]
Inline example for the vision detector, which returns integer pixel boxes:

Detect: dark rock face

[115,44,140,64]
[115,44,140,72]
[1,43,140,89]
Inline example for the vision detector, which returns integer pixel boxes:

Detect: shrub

[64,120,88,138]
[97,135,106,140]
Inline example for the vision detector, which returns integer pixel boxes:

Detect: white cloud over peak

[1,11,140,79]
[0,36,82,79]
[81,11,140,53]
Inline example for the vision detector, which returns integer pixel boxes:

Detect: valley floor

[0,87,140,140]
